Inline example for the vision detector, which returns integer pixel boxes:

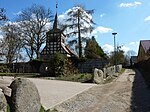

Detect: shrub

[50,52,77,77]
[0,65,8,73]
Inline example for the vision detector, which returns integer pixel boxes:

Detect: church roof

[53,13,58,30]
[61,43,77,57]
[47,13,62,33]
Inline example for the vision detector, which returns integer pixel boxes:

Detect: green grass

[39,106,59,112]
[39,106,46,112]
[56,73,93,83]
[7,105,10,112]
[103,68,125,84]
[0,73,40,77]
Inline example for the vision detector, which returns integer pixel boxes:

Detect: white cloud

[128,41,139,53]
[129,41,139,45]
[144,16,150,21]
[121,46,130,53]
[58,13,68,23]
[129,42,135,45]
[119,1,142,8]
[102,44,114,53]
[92,26,113,35]
[102,44,132,54]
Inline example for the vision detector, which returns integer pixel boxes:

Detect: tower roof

[53,13,58,30]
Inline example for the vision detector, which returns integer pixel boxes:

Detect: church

[40,13,76,61]
[39,12,77,74]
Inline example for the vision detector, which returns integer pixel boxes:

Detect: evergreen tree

[65,6,95,58]
[85,36,107,59]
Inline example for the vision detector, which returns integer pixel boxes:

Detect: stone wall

[93,65,122,84]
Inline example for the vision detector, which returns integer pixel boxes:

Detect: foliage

[109,46,125,65]
[0,72,39,77]
[39,106,58,112]
[0,65,8,73]
[16,4,53,60]
[78,56,87,62]
[85,36,107,59]
[64,6,95,57]
[56,73,92,82]
[50,52,76,77]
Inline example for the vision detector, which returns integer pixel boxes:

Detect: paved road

[1,69,150,111]
[54,69,150,112]
[0,76,96,110]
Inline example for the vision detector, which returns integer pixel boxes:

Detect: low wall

[103,65,122,78]
[93,65,122,84]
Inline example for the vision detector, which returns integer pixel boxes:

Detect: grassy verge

[0,72,92,83]
[56,73,93,83]
[0,73,40,78]
[103,68,125,84]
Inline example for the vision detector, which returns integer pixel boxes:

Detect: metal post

[112,33,117,72]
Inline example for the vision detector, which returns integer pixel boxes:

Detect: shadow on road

[130,69,150,112]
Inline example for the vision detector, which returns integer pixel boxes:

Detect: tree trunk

[78,9,82,58]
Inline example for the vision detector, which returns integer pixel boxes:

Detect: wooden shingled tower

[40,12,76,61]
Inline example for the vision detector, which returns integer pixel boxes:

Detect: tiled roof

[141,40,150,53]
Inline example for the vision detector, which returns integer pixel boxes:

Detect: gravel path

[54,69,150,112]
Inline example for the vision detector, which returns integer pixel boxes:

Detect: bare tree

[0,8,7,21]
[17,4,53,60]
[0,23,22,64]
[65,6,95,58]
[0,8,7,26]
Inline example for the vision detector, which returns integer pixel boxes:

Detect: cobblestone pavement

[54,69,150,112]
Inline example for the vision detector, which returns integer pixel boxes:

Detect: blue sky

[1,0,150,54]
